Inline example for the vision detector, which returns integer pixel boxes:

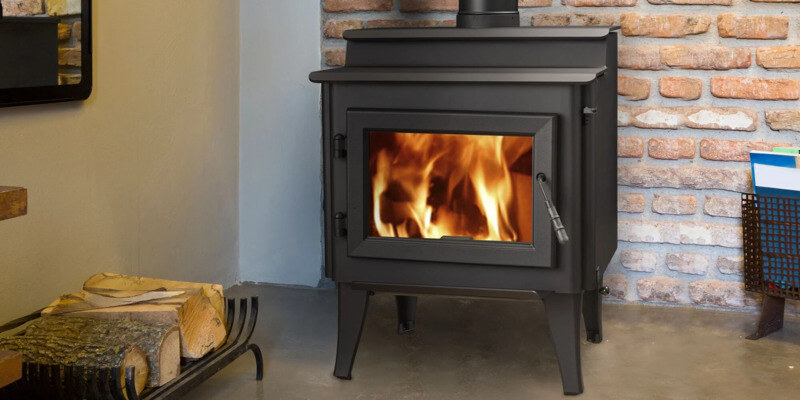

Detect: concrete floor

[184,284,800,399]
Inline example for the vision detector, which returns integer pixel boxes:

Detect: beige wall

[0,1,240,322]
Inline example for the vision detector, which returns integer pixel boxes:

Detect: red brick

[620,250,657,272]
[58,48,81,67]
[532,13,616,26]
[562,0,636,5]
[699,139,791,162]
[666,253,709,275]
[653,194,697,215]
[689,281,756,307]
[619,106,758,131]
[637,277,684,303]
[648,138,696,160]
[659,77,702,100]
[704,196,742,218]
[519,0,553,6]
[718,13,788,40]
[717,255,744,274]
[711,76,800,100]
[682,107,758,131]
[324,19,363,39]
[623,106,684,129]
[757,46,800,69]
[618,164,751,192]
[620,219,741,247]
[366,19,440,28]
[618,136,645,158]
[661,45,751,70]
[324,48,347,67]
[0,0,44,15]
[401,0,456,11]
[325,0,393,12]
[618,75,650,100]
[766,109,800,132]
[58,23,71,41]
[605,275,628,300]
[648,0,730,4]
[618,193,646,213]
[619,220,681,244]
[619,46,662,70]
[621,13,711,38]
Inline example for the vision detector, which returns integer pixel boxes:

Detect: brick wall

[2,0,82,84]
[320,0,800,311]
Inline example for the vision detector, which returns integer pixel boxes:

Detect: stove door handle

[536,174,569,245]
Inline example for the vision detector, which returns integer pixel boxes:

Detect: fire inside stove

[369,131,534,243]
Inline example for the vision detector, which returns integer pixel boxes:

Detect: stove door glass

[369,131,533,243]
[345,110,554,268]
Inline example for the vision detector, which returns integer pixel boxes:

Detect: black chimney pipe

[457,0,519,28]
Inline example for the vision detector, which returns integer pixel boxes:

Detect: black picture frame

[0,0,92,108]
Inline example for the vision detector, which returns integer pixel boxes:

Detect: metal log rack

[0,297,264,399]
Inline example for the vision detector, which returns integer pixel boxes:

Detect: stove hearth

[310,2,618,394]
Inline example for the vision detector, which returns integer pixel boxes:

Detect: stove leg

[395,295,418,335]
[582,289,603,343]
[747,295,785,340]
[542,293,583,396]
[334,284,370,380]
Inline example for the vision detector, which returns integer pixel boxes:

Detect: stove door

[346,110,555,268]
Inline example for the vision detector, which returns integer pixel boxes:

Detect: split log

[25,316,180,387]
[0,336,148,395]
[0,351,21,389]
[83,273,225,321]
[43,287,227,359]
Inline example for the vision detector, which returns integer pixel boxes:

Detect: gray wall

[239,0,323,286]
[0,0,240,323]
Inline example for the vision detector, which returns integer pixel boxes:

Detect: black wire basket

[742,193,800,300]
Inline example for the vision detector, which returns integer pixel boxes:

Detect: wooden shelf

[0,351,22,389]
[0,187,26,222]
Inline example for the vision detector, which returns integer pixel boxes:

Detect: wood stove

[310,1,618,395]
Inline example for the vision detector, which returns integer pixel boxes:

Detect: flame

[369,131,533,243]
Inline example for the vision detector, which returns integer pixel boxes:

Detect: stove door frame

[346,109,556,268]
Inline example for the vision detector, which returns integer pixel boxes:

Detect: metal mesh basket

[743,193,800,299]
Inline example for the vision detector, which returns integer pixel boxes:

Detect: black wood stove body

[310,1,618,395]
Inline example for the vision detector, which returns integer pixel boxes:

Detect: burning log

[25,316,180,387]
[0,335,149,395]
[42,273,227,359]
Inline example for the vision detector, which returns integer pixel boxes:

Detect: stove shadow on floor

[182,284,800,400]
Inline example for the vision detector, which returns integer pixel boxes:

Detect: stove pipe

[457,0,520,28]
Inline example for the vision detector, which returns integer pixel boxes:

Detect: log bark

[0,335,148,395]
[42,288,227,359]
[25,316,180,387]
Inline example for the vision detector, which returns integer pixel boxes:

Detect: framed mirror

[0,0,91,107]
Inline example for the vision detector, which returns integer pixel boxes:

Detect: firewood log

[83,273,225,322]
[42,287,227,359]
[0,336,149,395]
[25,316,180,387]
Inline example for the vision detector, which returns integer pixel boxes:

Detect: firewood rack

[0,296,264,399]
[742,194,800,340]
